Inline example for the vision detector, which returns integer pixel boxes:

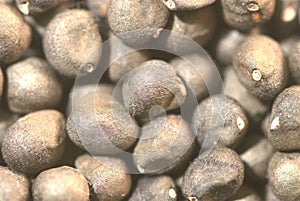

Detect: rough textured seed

[224,66,268,123]
[66,83,114,115]
[16,0,69,15]
[164,5,216,53]
[129,175,177,201]
[267,86,300,151]
[0,166,30,201]
[182,147,245,201]
[133,115,195,174]
[265,184,280,201]
[2,110,66,174]
[123,60,186,117]
[229,185,261,201]
[288,40,300,84]
[0,4,31,64]
[241,138,274,181]
[67,92,138,154]
[216,30,245,66]
[170,53,215,101]
[161,0,215,11]
[108,35,149,83]
[32,166,89,201]
[192,95,249,148]
[107,0,169,46]
[43,9,102,77]
[268,152,300,201]
[233,34,288,101]
[75,154,132,201]
[87,0,110,18]
[7,57,62,114]
[221,0,276,31]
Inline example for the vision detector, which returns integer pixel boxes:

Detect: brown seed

[43,9,102,77]
[107,0,169,46]
[16,0,69,15]
[268,152,300,201]
[182,147,245,201]
[164,5,216,53]
[267,86,300,151]
[161,0,215,11]
[288,40,300,84]
[0,166,30,201]
[224,66,268,123]
[32,166,89,201]
[122,60,186,117]
[75,154,132,201]
[66,92,139,154]
[221,0,276,31]
[193,95,249,148]
[7,57,62,114]
[2,110,66,174]
[0,3,31,64]
[133,115,195,174]
[129,175,177,201]
[233,34,288,101]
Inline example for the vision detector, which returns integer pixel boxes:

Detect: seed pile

[0,0,299,201]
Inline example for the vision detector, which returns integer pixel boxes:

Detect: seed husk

[129,175,177,201]
[268,152,300,201]
[2,110,66,174]
[192,95,249,148]
[133,115,195,175]
[0,3,31,64]
[122,59,186,117]
[267,86,300,151]
[43,9,102,77]
[107,0,169,46]
[182,147,245,201]
[0,166,30,201]
[16,0,69,15]
[66,92,139,154]
[221,0,276,31]
[75,154,132,201]
[233,34,288,101]
[288,40,300,84]
[32,166,89,201]
[7,57,62,114]
[161,0,215,11]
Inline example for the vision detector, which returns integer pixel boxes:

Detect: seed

[43,9,102,77]
[192,95,249,148]
[87,0,110,19]
[129,175,177,201]
[0,166,30,201]
[233,34,288,101]
[122,59,186,117]
[32,166,89,201]
[0,3,31,64]
[230,185,261,201]
[2,110,66,174]
[265,184,280,201]
[75,154,132,201]
[66,92,139,154]
[164,5,216,53]
[288,40,300,84]
[107,0,169,46]
[0,108,19,151]
[267,86,300,151]
[161,0,215,11]
[7,57,62,114]
[16,0,68,15]
[268,152,300,201]
[133,115,195,174]
[216,30,245,66]
[108,35,149,83]
[182,147,244,201]
[221,0,276,31]
[241,138,274,182]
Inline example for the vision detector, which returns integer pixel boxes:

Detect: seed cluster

[0,0,299,200]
